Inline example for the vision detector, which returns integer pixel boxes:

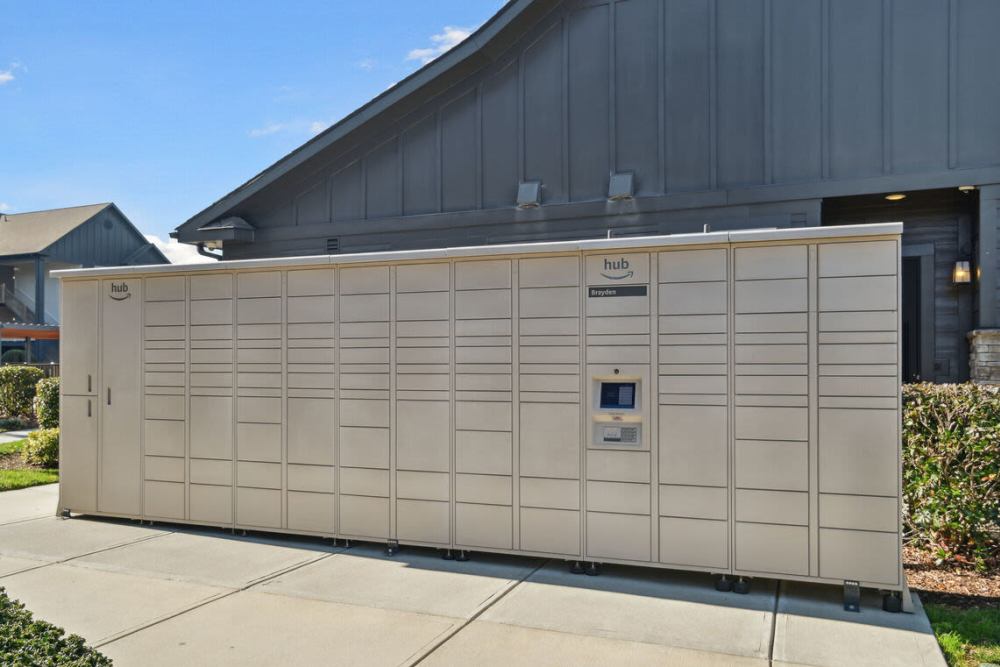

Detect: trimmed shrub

[903,383,1000,569]
[0,349,25,364]
[0,586,111,666]
[21,428,59,469]
[0,365,45,420]
[33,377,59,429]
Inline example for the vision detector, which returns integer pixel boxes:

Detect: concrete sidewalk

[0,484,945,666]
[0,429,36,445]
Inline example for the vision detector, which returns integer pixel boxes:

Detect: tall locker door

[61,280,98,395]
[99,278,143,515]
[59,395,98,513]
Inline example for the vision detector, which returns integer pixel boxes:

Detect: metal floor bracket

[843,580,861,612]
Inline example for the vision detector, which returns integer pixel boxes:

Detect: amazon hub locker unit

[57,223,906,599]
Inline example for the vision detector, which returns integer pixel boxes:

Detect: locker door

[99,278,142,515]
[59,395,98,513]
[61,280,98,395]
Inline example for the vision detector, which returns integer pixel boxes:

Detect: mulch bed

[0,452,25,471]
[905,545,1000,609]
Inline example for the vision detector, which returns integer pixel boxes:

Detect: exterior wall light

[885,193,907,201]
[958,185,976,193]
[952,260,972,285]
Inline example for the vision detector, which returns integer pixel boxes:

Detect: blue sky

[0,0,501,261]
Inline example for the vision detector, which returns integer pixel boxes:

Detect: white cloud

[356,57,377,71]
[0,62,22,85]
[0,203,10,213]
[309,120,330,135]
[248,122,287,138]
[145,234,215,264]
[406,26,473,65]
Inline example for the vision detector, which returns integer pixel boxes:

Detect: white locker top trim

[54,222,902,279]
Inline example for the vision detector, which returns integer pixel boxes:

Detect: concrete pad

[101,589,459,666]
[0,563,228,645]
[0,483,58,525]
[422,620,768,667]
[480,562,776,662]
[0,553,47,577]
[71,530,334,588]
[0,516,166,562]
[772,582,945,667]
[260,544,541,618]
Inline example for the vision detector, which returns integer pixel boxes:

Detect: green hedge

[0,586,110,666]
[22,429,59,469]
[33,377,59,429]
[903,383,1000,569]
[0,366,45,421]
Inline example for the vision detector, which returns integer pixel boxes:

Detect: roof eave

[174,0,542,237]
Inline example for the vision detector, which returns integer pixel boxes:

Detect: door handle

[107,388,111,406]
[88,374,92,393]
[88,399,92,418]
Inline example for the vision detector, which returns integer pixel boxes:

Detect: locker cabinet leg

[882,592,902,613]
[59,509,71,519]
[343,539,352,549]
[570,561,585,574]
[843,580,861,612]
[385,540,399,557]
[586,562,601,576]
[715,575,732,592]
[455,550,469,562]
[732,577,751,595]
[442,549,454,560]
[884,581,914,614]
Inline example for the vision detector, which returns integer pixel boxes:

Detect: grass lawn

[0,438,59,491]
[925,604,1000,667]
[0,438,26,456]
[0,468,59,492]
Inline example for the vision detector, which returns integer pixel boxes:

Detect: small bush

[33,377,59,429]
[0,586,111,666]
[0,349,25,364]
[21,428,59,469]
[903,383,1000,569]
[0,366,45,420]
[0,417,24,432]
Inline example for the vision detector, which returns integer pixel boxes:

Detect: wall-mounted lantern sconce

[952,260,972,285]
[885,193,907,201]
[516,181,542,209]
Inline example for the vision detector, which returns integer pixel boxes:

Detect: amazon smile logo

[109,282,131,301]
[600,257,633,280]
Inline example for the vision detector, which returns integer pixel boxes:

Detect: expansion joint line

[407,558,551,667]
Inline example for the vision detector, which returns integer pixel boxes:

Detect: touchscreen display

[599,382,636,410]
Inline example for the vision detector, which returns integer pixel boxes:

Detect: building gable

[175,0,1000,259]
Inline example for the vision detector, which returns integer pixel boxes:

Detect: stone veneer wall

[969,329,1000,383]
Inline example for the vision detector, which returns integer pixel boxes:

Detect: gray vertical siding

[186,0,1000,267]
[825,193,976,382]
[47,207,166,268]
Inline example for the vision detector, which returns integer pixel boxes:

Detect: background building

[172,0,1000,383]
[0,203,168,361]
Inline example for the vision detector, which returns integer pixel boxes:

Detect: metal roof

[0,203,111,257]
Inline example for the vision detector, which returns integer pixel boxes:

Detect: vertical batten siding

[221,0,1000,258]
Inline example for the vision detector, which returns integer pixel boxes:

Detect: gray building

[173,0,1000,383]
[0,203,168,361]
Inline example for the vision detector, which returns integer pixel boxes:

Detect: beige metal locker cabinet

[57,223,909,611]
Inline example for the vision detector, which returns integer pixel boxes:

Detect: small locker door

[59,395,98,513]
[61,280,98,395]
[99,278,142,515]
